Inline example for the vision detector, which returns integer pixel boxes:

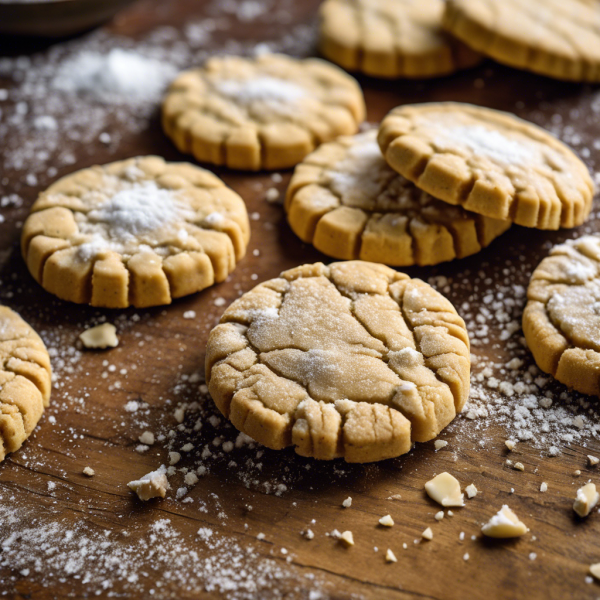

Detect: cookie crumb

[505,440,516,451]
[465,484,478,498]
[340,531,354,547]
[183,310,196,319]
[529,552,537,561]
[513,462,525,471]
[342,497,352,508]
[257,533,265,540]
[463,553,470,561]
[588,455,600,466]
[168,451,181,465]
[434,440,448,451]
[425,472,465,507]
[447,510,454,517]
[422,527,433,541]
[304,529,314,540]
[540,482,548,492]
[138,431,154,445]
[379,514,394,527]
[590,563,600,580]
[434,511,444,521]
[127,465,170,501]
[83,466,95,477]
[481,505,528,538]
[574,470,582,476]
[385,549,397,563]
[573,483,599,517]
[265,187,280,203]
[79,323,118,349]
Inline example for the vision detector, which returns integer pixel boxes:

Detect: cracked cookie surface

[162,53,366,171]
[206,261,470,463]
[286,130,510,266]
[524,235,600,397]
[444,0,600,82]
[378,103,593,230]
[320,0,481,79]
[21,156,250,309]
[0,306,51,462]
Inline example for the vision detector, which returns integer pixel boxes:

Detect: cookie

[523,235,600,397]
[285,130,510,266]
[206,261,470,463]
[443,0,600,82]
[320,0,481,79]
[21,156,250,309]
[378,103,594,230]
[0,307,52,462]
[162,54,366,171]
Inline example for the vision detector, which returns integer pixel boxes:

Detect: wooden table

[1,1,600,599]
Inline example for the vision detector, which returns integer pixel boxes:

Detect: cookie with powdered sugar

[0,306,52,462]
[524,235,600,397]
[320,0,481,79]
[285,130,510,266]
[378,103,594,230]
[21,156,250,308]
[162,54,365,171]
[206,261,470,463]
[443,0,600,82]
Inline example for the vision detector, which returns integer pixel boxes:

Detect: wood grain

[1,1,600,599]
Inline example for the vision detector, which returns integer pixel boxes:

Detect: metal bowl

[0,0,136,37]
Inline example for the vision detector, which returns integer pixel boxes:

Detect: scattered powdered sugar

[216,76,306,105]
[52,48,178,104]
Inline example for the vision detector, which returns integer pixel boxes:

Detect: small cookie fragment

[83,466,95,477]
[588,455,600,466]
[206,261,470,463]
[422,527,433,540]
[138,431,155,445]
[481,505,529,538]
[319,0,481,79]
[573,482,600,518]
[0,306,52,463]
[523,235,600,397]
[342,497,352,508]
[79,323,118,349]
[379,514,394,527]
[590,563,600,581]
[443,0,600,83]
[465,484,478,498]
[286,131,510,267]
[540,482,548,493]
[21,156,250,309]
[127,465,170,501]
[378,103,593,230]
[385,548,397,563]
[505,440,516,451]
[425,472,465,507]
[434,440,448,451]
[340,531,354,546]
[162,54,365,171]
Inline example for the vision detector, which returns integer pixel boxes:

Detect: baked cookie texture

[162,54,366,171]
[285,130,510,266]
[0,307,52,462]
[21,156,250,309]
[524,235,600,397]
[320,0,481,79]
[206,261,470,463]
[443,0,600,82]
[378,103,594,230]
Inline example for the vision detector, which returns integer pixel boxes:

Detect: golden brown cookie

[285,130,510,265]
[21,156,250,309]
[443,0,600,82]
[320,0,481,78]
[524,235,600,397]
[378,103,594,230]
[206,261,470,463]
[162,53,366,171]
[0,307,52,462]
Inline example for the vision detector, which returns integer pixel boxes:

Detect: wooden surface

[1,1,600,599]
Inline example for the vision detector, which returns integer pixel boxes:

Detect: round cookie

[21,156,250,309]
[443,0,600,82]
[523,235,600,397]
[0,307,52,462]
[378,103,594,230]
[285,130,511,266]
[206,261,470,463]
[162,53,366,171]
[320,0,481,79]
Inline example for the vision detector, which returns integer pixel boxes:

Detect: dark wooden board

[1,1,600,599]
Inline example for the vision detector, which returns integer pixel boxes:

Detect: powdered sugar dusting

[216,76,306,105]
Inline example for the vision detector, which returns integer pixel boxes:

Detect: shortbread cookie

[444,0,600,82]
[320,0,481,78]
[378,103,593,230]
[0,307,52,462]
[206,261,470,463]
[162,54,366,171]
[523,235,600,397]
[285,131,510,266]
[21,156,250,309]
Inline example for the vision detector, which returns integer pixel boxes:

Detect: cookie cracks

[206,261,470,463]
[0,307,52,462]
